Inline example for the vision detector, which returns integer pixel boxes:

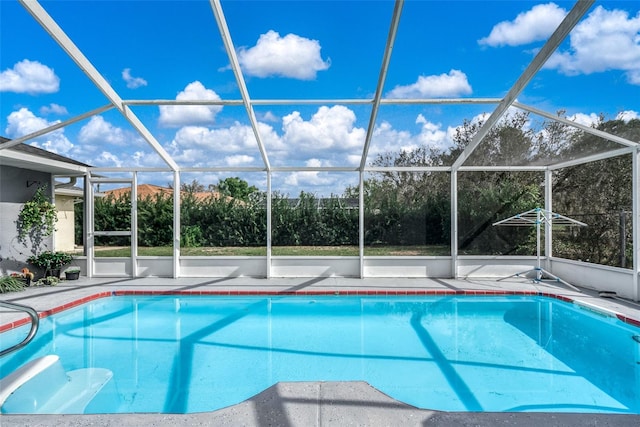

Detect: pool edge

[3,289,640,332]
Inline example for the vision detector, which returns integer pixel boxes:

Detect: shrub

[0,276,26,293]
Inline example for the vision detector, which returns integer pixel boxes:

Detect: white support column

[633,148,639,301]
[131,172,138,278]
[266,171,272,279]
[48,176,56,250]
[359,170,365,278]
[451,171,458,278]
[545,169,553,271]
[86,173,94,279]
[173,171,181,279]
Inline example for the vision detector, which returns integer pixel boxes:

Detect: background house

[0,137,90,274]
[102,183,229,203]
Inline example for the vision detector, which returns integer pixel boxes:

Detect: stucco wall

[0,165,53,275]
[54,194,76,252]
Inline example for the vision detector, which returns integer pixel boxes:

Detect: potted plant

[10,268,35,286]
[64,266,81,280]
[33,276,60,287]
[27,251,73,278]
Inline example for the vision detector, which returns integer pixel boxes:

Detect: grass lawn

[91,245,450,257]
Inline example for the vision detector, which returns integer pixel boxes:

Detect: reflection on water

[1,295,639,414]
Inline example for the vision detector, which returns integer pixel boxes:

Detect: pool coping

[2,288,640,333]
[1,381,640,427]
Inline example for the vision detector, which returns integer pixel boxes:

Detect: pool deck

[2,276,640,426]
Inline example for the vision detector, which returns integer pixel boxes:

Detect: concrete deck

[1,276,640,426]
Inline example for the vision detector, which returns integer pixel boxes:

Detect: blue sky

[1,0,639,195]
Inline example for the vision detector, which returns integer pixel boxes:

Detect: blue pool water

[1,295,640,414]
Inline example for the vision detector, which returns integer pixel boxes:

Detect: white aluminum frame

[4,0,638,297]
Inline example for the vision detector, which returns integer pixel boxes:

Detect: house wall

[0,166,53,274]
[54,194,75,252]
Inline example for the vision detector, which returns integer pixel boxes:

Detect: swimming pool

[1,294,639,414]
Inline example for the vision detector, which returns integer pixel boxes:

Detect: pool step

[0,355,113,414]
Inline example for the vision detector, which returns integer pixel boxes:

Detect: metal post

[86,172,94,278]
[359,170,365,278]
[633,148,639,301]
[131,172,138,278]
[536,209,542,280]
[545,170,553,271]
[620,210,627,269]
[266,171,272,279]
[451,171,458,278]
[173,171,181,278]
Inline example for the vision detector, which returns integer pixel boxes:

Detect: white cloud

[4,107,73,154]
[567,112,600,127]
[258,111,279,122]
[225,154,255,166]
[5,107,53,137]
[3,107,154,167]
[386,70,472,98]
[39,103,68,116]
[237,30,330,80]
[479,3,567,47]
[284,159,335,186]
[78,116,133,146]
[165,105,366,168]
[33,137,73,157]
[544,6,640,84]
[369,116,458,160]
[94,151,123,168]
[415,115,450,149]
[75,116,165,168]
[168,122,272,167]
[0,59,60,94]
[159,81,222,127]
[172,123,258,152]
[281,105,365,152]
[371,121,419,157]
[122,68,148,89]
[617,110,639,122]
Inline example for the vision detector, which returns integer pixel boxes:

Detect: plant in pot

[64,266,81,280]
[10,268,35,286]
[27,251,73,278]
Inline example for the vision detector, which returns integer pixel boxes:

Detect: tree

[218,177,258,201]
[361,111,544,253]
[550,117,639,267]
[180,179,205,193]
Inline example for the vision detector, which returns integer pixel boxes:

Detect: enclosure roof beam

[514,102,639,148]
[0,105,113,150]
[380,98,502,105]
[125,100,245,107]
[20,0,179,172]
[451,0,594,171]
[365,166,451,172]
[364,165,549,172]
[123,97,502,106]
[548,146,637,170]
[360,0,404,171]
[458,165,548,172]
[273,166,359,172]
[210,0,271,171]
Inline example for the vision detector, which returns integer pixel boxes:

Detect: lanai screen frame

[1,0,638,296]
